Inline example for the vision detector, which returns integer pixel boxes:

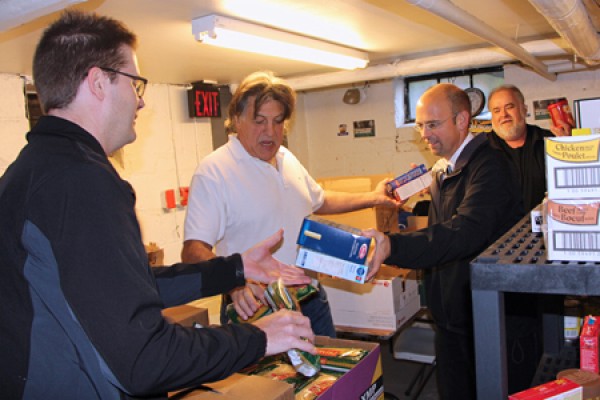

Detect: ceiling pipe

[286,39,568,91]
[406,0,556,81]
[528,0,600,65]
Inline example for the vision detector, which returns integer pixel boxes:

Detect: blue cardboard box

[296,215,373,265]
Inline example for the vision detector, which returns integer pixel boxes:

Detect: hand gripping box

[542,199,600,262]
[320,266,421,331]
[387,164,433,201]
[545,135,600,199]
[297,215,373,265]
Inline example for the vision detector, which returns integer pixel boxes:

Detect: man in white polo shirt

[182,71,398,336]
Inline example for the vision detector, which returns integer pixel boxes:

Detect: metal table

[470,214,600,399]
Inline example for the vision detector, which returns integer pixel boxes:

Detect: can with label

[264,280,321,377]
[547,98,575,131]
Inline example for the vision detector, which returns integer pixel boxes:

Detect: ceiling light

[191,14,369,70]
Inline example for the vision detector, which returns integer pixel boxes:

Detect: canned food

[264,280,321,377]
[547,98,574,131]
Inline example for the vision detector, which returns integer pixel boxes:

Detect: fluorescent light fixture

[192,14,369,70]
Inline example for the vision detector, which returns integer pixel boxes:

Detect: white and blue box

[296,215,373,265]
[295,247,369,283]
[387,164,432,201]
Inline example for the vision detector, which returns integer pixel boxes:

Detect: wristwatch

[465,87,485,117]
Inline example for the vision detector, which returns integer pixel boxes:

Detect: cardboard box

[171,336,384,400]
[170,374,294,400]
[321,266,421,331]
[162,305,209,328]
[531,203,543,233]
[581,316,600,373]
[295,247,369,283]
[545,135,600,199]
[314,336,383,400]
[509,378,582,399]
[387,164,433,201]
[542,199,600,262]
[297,215,373,265]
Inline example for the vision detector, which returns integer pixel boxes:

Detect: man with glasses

[0,11,316,400]
[364,83,523,399]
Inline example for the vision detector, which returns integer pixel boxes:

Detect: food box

[509,378,581,399]
[545,135,600,199]
[321,266,421,331]
[170,336,384,400]
[296,215,373,265]
[162,304,209,328]
[581,316,600,373]
[387,164,433,201]
[542,199,600,262]
[295,247,369,284]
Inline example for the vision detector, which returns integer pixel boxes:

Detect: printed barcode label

[555,166,600,188]
[554,231,600,251]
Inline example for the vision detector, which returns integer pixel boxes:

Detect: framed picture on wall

[353,119,375,138]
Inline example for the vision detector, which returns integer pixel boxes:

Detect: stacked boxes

[296,215,372,283]
[543,135,600,262]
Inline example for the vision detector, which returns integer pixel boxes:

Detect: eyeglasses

[414,113,458,133]
[99,67,148,98]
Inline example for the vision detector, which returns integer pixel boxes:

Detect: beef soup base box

[543,199,600,262]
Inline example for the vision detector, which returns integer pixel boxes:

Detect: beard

[493,119,525,142]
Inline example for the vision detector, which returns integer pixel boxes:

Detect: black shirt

[487,124,553,211]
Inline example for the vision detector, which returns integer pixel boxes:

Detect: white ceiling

[0,0,598,89]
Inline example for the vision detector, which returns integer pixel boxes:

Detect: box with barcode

[543,198,600,262]
[545,135,600,199]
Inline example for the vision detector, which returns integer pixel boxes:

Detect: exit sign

[188,83,221,118]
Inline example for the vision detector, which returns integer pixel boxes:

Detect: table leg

[472,289,507,400]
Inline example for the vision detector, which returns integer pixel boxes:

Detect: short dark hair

[488,84,525,105]
[33,10,137,113]
[225,71,296,133]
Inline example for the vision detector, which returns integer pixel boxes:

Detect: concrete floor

[379,338,439,400]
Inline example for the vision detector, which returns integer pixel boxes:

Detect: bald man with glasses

[364,83,524,399]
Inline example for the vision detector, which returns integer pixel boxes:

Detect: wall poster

[353,119,375,138]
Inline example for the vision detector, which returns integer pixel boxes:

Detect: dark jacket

[385,134,523,334]
[0,116,266,400]
[487,124,553,211]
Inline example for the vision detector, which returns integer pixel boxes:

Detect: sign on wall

[353,119,375,138]
[188,83,221,118]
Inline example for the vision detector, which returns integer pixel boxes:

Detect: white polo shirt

[184,135,325,264]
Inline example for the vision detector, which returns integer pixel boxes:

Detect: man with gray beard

[487,84,569,212]
[487,84,570,394]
